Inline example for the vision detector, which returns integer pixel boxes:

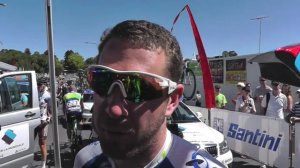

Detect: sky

[0,0,299,60]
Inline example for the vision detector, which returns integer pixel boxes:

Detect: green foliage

[24,48,31,55]
[85,57,96,66]
[64,52,85,72]
[0,48,93,76]
[55,57,64,76]
[188,61,202,76]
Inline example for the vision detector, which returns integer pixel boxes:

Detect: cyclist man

[63,85,84,145]
[74,20,224,168]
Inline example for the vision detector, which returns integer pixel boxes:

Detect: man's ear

[165,84,184,117]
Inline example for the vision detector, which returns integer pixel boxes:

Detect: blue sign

[227,123,282,152]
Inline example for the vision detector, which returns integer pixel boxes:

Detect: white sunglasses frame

[88,65,178,94]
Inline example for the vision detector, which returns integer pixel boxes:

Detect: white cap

[237,82,245,87]
[297,89,300,93]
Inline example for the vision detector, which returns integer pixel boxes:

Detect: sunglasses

[87,65,177,103]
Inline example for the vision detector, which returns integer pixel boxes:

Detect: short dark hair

[242,87,250,92]
[37,77,47,86]
[259,76,266,81]
[68,85,77,92]
[96,20,183,82]
[271,80,280,86]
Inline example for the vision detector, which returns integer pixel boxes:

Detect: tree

[24,48,31,55]
[55,56,64,76]
[33,51,40,55]
[64,52,85,72]
[64,50,75,70]
[85,57,96,66]
[229,51,238,57]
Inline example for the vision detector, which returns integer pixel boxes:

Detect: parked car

[81,89,94,126]
[0,71,40,168]
[167,102,233,167]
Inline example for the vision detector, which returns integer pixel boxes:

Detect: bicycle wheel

[182,68,196,100]
[70,119,78,154]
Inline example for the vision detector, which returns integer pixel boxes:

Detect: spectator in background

[285,89,300,154]
[286,89,300,124]
[235,87,256,113]
[231,82,245,105]
[56,80,64,103]
[261,81,287,119]
[245,82,253,98]
[215,85,227,109]
[254,76,272,115]
[195,90,202,107]
[282,84,294,113]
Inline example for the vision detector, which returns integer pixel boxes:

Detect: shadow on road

[33,142,75,168]
[231,151,275,168]
[33,139,96,168]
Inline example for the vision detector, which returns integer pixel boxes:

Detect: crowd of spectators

[210,76,300,122]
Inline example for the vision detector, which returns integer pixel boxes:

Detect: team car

[81,89,94,125]
[167,102,233,167]
[0,71,40,168]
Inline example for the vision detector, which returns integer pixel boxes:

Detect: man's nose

[105,81,129,118]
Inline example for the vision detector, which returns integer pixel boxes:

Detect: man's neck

[114,128,169,168]
[261,84,267,89]
[272,90,280,96]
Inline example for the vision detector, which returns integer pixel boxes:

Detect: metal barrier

[295,122,300,168]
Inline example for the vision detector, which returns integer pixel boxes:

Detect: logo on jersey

[185,151,208,168]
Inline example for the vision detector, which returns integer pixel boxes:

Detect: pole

[208,109,211,126]
[251,16,269,54]
[259,19,262,54]
[289,124,294,168]
[45,0,62,167]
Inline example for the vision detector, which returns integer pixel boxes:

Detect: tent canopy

[249,43,300,87]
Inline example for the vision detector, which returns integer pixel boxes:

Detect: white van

[168,102,233,167]
[0,71,40,168]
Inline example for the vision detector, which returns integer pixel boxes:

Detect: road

[31,106,271,168]
[31,105,94,168]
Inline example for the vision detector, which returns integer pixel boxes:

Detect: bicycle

[66,111,83,155]
[180,59,197,100]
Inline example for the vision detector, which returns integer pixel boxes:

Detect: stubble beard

[99,114,166,160]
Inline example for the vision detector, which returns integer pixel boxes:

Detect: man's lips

[100,127,135,135]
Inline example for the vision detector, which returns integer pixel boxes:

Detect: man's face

[259,79,266,85]
[92,38,173,159]
[282,85,289,94]
[272,84,280,90]
[37,84,44,92]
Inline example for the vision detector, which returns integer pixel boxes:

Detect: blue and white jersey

[39,90,51,121]
[74,131,225,168]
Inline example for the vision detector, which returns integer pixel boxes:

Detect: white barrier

[188,106,291,167]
